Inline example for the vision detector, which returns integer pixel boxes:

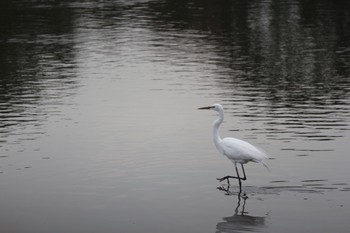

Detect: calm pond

[0,0,350,232]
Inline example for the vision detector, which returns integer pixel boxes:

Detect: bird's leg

[217,163,242,183]
[217,164,247,193]
[238,164,248,195]
[235,163,242,192]
[217,175,238,184]
[240,164,247,181]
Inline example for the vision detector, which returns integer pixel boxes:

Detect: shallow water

[0,0,350,232]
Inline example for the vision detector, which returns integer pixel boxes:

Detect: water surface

[0,0,350,232]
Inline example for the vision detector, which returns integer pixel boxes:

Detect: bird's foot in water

[217,185,230,193]
[240,192,248,199]
[217,184,248,197]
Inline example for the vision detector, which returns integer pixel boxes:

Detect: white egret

[198,103,268,192]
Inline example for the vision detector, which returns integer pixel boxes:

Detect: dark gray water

[1,0,350,232]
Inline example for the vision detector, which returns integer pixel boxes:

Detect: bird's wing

[221,137,267,163]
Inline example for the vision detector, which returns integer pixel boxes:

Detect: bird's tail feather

[262,161,270,172]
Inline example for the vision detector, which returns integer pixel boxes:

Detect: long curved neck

[213,109,224,149]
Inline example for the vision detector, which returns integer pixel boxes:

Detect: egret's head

[198,103,223,112]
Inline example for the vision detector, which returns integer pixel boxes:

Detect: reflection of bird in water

[216,189,266,233]
[198,104,269,193]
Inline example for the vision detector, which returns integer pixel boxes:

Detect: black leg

[235,163,242,192]
[217,163,248,192]
[217,175,238,182]
[217,164,241,183]
[240,164,247,181]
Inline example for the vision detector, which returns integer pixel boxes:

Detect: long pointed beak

[198,106,212,110]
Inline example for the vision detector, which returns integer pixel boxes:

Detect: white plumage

[198,103,268,191]
[219,137,267,164]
